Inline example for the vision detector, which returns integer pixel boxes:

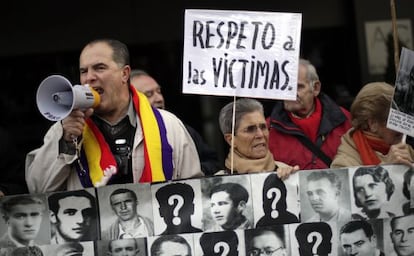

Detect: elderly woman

[219,98,299,179]
[331,82,414,168]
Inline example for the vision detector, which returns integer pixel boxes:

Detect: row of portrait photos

[0,164,413,256]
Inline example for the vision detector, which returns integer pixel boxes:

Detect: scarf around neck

[225,150,276,174]
[352,129,390,165]
[289,97,322,143]
[76,85,173,187]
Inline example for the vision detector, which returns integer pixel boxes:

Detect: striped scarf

[76,85,173,187]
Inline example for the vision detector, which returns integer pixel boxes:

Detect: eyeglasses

[248,247,284,256]
[240,123,268,134]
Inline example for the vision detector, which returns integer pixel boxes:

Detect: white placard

[182,9,302,100]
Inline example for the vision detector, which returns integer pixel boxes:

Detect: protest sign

[182,9,302,100]
[387,47,414,137]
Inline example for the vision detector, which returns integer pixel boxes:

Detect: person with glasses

[218,98,299,179]
[245,227,287,256]
[26,38,203,193]
[268,58,352,170]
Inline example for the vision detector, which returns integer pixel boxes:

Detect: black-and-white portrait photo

[96,238,147,256]
[245,226,290,256]
[392,47,414,116]
[338,219,384,256]
[39,241,95,256]
[402,167,414,214]
[384,214,414,256]
[201,174,253,232]
[252,172,300,227]
[151,180,203,235]
[194,230,242,256]
[97,183,154,240]
[350,165,406,220]
[290,222,335,256]
[47,188,99,244]
[0,194,50,251]
[148,233,194,256]
[299,169,351,226]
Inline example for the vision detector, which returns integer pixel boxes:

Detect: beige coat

[26,109,203,193]
[331,129,414,168]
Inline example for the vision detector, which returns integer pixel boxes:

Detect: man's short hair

[353,166,394,207]
[340,220,374,238]
[110,188,138,203]
[151,235,191,256]
[0,195,45,220]
[245,226,285,250]
[390,213,414,230]
[130,69,149,80]
[48,190,96,215]
[108,239,138,252]
[155,183,194,205]
[85,38,130,67]
[299,58,320,88]
[306,170,342,191]
[209,183,249,206]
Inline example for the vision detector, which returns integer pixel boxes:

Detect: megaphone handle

[73,137,87,176]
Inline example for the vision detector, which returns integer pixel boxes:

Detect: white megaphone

[36,75,100,121]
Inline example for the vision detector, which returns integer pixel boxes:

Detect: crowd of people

[1,38,414,255]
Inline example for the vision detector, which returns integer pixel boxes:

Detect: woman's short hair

[403,167,414,199]
[350,82,394,130]
[219,98,264,134]
[352,166,395,207]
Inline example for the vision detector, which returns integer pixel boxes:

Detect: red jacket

[267,93,351,170]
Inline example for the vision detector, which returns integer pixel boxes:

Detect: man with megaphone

[26,38,203,193]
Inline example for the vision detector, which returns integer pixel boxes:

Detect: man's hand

[62,108,94,142]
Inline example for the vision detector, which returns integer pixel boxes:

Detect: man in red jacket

[267,58,351,170]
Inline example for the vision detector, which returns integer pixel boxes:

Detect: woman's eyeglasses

[240,123,268,134]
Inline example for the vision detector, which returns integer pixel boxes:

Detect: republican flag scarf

[76,85,173,187]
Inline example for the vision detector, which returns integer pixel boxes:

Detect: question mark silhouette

[168,194,184,226]
[214,241,230,256]
[266,187,281,219]
[307,231,323,256]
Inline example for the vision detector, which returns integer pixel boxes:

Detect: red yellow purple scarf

[76,85,173,187]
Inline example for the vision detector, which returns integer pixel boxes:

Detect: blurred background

[0,0,413,164]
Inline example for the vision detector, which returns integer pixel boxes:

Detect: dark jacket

[267,93,351,170]
[185,124,221,175]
